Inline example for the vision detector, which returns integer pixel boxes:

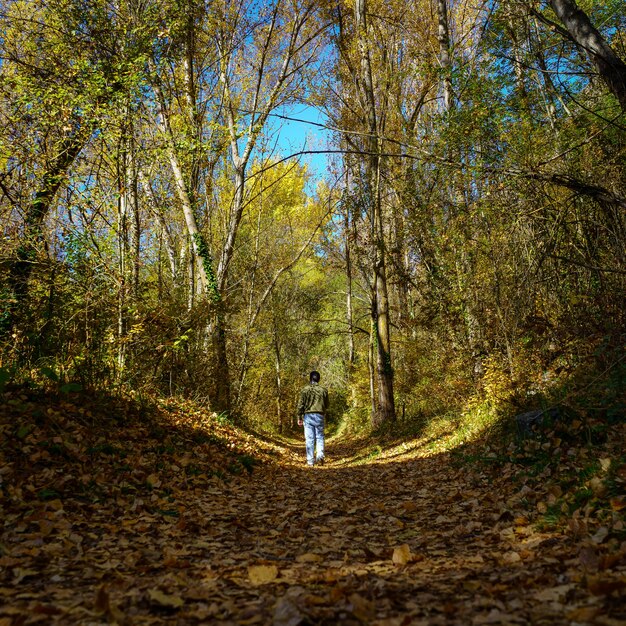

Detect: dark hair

[310,370,320,383]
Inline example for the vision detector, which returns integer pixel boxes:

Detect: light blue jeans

[303,413,325,465]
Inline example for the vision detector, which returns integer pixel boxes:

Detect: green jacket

[297,382,329,418]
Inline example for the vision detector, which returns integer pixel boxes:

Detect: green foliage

[192,233,220,303]
[0,367,15,393]
[0,0,624,434]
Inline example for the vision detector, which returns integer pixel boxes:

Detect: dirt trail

[182,440,618,626]
[2,432,624,625]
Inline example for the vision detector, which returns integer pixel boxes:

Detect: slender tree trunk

[154,83,213,294]
[356,0,395,426]
[129,151,140,299]
[368,307,377,418]
[273,321,283,433]
[344,194,355,366]
[548,0,626,111]
[373,157,395,425]
[212,308,231,414]
[117,168,128,378]
[437,0,453,110]
[138,169,177,281]
[506,15,531,115]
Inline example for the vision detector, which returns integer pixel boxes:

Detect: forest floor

[1,389,625,625]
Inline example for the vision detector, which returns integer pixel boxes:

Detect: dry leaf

[295,553,323,563]
[392,544,412,565]
[591,526,609,545]
[146,473,161,488]
[248,564,279,585]
[567,606,601,621]
[502,551,521,564]
[534,585,573,602]
[94,585,110,614]
[147,589,184,608]
[349,593,376,621]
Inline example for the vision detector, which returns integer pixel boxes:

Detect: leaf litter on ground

[1,387,625,624]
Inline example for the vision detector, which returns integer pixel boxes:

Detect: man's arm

[297,388,307,426]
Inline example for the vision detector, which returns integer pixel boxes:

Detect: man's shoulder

[301,383,328,392]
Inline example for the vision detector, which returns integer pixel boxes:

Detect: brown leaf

[587,575,626,596]
[295,552,323,563]
[534,585,573,602]
[94,585,110,614]
[502,551,521,564]
[578,547,599,572]
[610,496,626,511]
[392,544,412,565]
[146,473,161,488]
[567,606,601,621]
[349,593,376,621]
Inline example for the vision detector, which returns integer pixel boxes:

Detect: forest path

[2,399,624,625]
[181,438,614,626]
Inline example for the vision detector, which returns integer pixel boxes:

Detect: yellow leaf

[295,553,323,563]
[392,544,412,565]
[248,564,278,585]
[147,589,184,608]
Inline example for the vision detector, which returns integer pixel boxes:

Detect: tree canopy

[1,0,624,430]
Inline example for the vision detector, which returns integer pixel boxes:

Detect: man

[297,371,329,467]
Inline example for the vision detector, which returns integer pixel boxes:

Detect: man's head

[310,370,320,383]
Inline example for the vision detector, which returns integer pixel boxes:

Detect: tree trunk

[372,158,395,426]
[344,193,356,366]
[154,82,216,295]
[437,0,453,111]
[368,308,377,418]
[117,142,129,379]
[548,0,626,111]
[129,153,140,299]
[355,0,396,426]
[273,322,283,433]
[138,169,177,281]
[212,305,231,415]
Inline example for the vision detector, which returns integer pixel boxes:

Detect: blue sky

[271,104,332,181]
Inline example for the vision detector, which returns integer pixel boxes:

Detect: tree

[0,0,156,341]
[543,0,626,111]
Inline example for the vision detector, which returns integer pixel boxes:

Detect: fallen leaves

[1,388,625,624]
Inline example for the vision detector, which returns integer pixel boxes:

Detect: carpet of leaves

[1,389,625,625]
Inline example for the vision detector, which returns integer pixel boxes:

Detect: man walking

[297,371,329,467]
